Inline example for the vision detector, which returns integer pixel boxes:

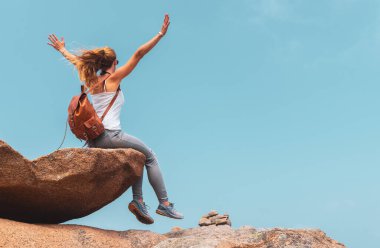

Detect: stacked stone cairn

[198,210,231,227]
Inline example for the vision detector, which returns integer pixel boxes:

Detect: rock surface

[0,218,165,248]
[0,140,145,224]
[160,225,346,248]
[0,218,346,248]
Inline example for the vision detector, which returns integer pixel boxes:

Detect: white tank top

[90,80,125,131]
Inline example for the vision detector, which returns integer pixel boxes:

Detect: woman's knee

[118,132,158,165]
[145,147,159,166]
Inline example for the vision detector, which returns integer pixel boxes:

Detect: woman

[47,14,183,225]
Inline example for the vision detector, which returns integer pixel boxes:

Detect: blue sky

[0,0,379,247]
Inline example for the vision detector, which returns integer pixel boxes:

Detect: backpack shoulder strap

[100,85,121,121]
[81,72,112,94]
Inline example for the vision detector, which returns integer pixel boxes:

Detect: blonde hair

[76,47,116,88]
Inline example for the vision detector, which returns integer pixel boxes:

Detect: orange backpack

[62,73,120,148]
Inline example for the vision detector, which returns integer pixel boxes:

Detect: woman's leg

[88,129,183,220]
[111,131,169,204]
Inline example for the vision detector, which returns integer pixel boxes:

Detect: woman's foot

[156,202,184,219]
[128,199,154,224]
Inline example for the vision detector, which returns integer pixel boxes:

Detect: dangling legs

[113,131,168,203]
[110,130,183,223]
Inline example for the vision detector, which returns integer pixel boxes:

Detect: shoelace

[141,202,150,214]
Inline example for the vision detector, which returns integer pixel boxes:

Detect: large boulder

[0,218,346,248]
[0,140,145,224]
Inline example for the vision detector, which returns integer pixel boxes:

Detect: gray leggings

[87,129,168,203]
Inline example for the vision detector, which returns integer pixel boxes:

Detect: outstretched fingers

[47,33,65,51]
[164,14,169,25]
[49,34,57,42]
[52,34,59,41]
[48,35,57,46]
[47,36,56,47]
[161,14,170,35]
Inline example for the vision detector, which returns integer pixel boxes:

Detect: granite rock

[0,140,145,224]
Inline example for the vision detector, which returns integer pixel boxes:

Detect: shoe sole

[128,203,154,224]
[156,209,184,219]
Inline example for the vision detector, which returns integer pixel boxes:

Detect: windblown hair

[76,47,116,88]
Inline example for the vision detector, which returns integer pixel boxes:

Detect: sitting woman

[47,14,183,225]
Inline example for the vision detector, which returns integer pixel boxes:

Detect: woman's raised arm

[111,14,171,82]
[47,34,78,66]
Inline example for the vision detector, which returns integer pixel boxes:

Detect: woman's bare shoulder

[105,75,122,92]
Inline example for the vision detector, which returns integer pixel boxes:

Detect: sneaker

[156,202,184,219]
[128,200,154,224]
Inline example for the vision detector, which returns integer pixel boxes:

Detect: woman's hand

[48,34,78,66]
[47,34,66,52]
[160,14,170,36]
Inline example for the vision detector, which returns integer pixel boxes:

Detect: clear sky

[0,1,379,247]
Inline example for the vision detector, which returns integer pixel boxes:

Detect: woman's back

[90,79,125,131]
